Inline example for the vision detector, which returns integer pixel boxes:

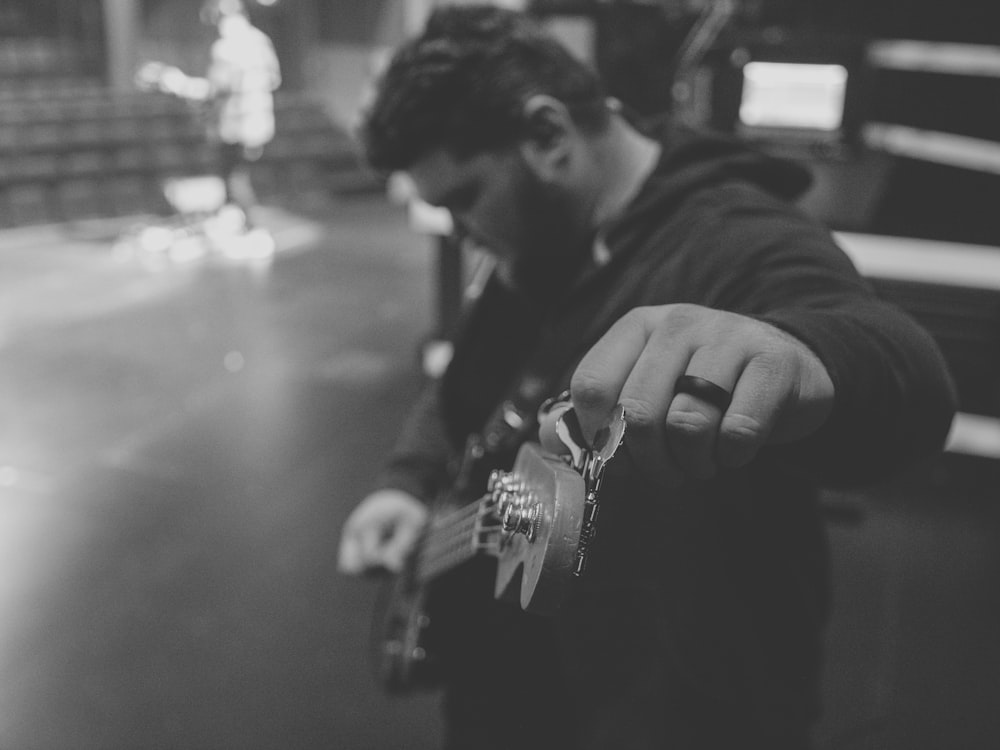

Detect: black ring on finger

[674,375,733,411]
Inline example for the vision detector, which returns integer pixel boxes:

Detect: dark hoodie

[377,122,956,748]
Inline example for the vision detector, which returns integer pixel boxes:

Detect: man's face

[408,146,591,298]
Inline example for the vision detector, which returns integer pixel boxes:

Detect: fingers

[381,517,423,573]
[538,401,573,456]
[336,519,372,574]
[356,521,387,571]
[570,307,695,488]
[665,346,743,479]
[612,318,694,488]
[337,490,428,575]
[548,305,835,485]
[664,328,810,477]
[569,309,652,444]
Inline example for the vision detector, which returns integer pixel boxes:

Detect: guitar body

[373,442,587,692]
[372,563,440,693]
[372,492,470,694]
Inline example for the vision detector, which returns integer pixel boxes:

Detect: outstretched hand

[134,61,211,101]
[539,304,835,486]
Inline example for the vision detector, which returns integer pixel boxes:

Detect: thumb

[381,518,422,573]
[538,402,574,457]
[337,526,365,573]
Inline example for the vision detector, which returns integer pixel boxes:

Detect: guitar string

[417,513,486,581]
[420,514,479,568]
[427,499,482,530]
[415,490,506,581]
[426,506,493,553]
[421,534,487,579]
[423,498,488,550]
[434,494,491,524]
[418,554,466,582]
[423,492,505,557]
[420,535,474,571]
[418,552,471,583]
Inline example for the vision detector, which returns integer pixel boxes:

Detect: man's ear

[519,94,575,180]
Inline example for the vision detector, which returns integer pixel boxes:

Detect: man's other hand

[539,304,835,487]
[337,489,428,574]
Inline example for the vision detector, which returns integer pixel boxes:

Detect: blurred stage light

[739,62,848,132]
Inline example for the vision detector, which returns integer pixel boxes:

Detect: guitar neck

[414,496,496,584]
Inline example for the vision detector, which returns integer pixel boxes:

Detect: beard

[503,165,594,303]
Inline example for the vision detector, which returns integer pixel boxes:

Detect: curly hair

[360,4,609,173]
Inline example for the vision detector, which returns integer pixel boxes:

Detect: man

[200,0,280,228]
[140,0,281,226]
[338,6,956,749]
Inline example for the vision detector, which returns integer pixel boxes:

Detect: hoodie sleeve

[690,183,958,486]
[374,380,454,503]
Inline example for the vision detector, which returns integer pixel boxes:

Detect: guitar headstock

[491,442,586,616]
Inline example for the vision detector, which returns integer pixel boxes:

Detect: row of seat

[0,83,365,227]
[1,97,338,151]
[0,157,340,227]
[0,86,334,123]
[1,132,349,186]
[0,36,72,75]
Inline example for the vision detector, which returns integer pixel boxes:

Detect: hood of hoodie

[614,118,814,233]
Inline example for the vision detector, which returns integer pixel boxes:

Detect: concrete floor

[0,193,997,749]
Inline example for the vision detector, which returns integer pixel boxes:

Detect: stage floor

[0,195,997,749]
[0,197,444,749]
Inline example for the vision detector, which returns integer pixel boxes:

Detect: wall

[304,0,528,132]
[304,0,405,130]
[139,0,215,74]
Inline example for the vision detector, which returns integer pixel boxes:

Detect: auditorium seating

[0,73,368,227]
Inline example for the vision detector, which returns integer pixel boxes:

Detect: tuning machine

[488,469,540,542]
[552,404,627,575]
